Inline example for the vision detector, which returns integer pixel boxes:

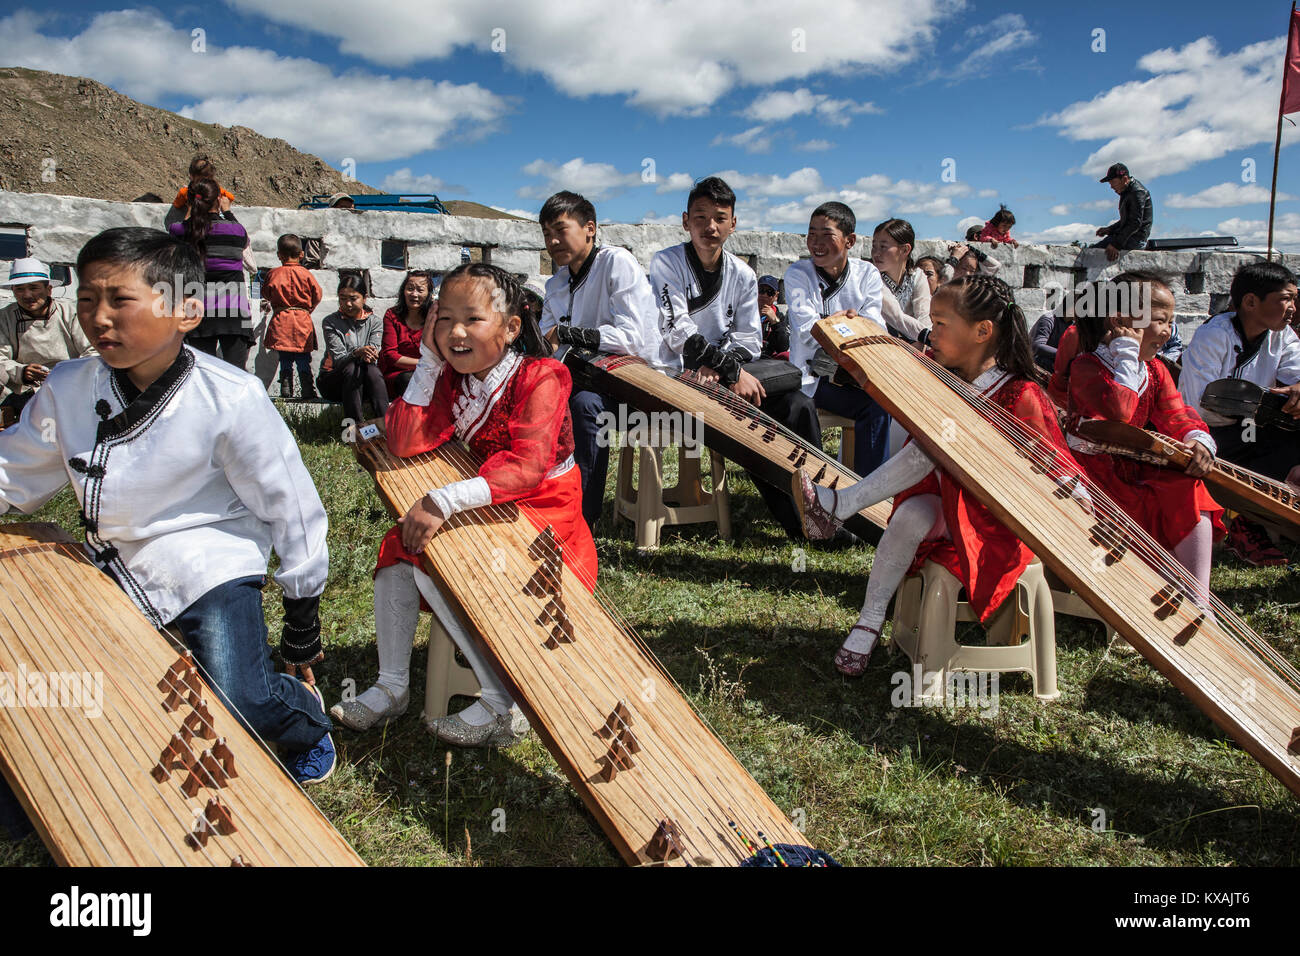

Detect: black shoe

[280,379,293,399]
[300,382,318,401]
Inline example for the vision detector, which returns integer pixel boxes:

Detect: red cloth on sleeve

[374,356,595,596]
[892,377,1083,622]
[1047,325,1079,409]
[380,309,425,390]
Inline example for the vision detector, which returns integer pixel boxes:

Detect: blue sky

[2,1,1298,247]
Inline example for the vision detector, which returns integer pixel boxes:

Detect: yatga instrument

[1073,418,1300,538]
[353,423,831,866]
[0,523,364,866]
[565,349,890,541]
[812,316,1300,799]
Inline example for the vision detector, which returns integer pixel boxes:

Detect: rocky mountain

[0,66,522,219]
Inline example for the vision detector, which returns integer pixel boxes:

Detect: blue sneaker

[288,685,337,786]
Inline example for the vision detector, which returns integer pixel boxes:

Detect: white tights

[1173,514,1214,602]
[842,494,948,655]
[359,562,517,723]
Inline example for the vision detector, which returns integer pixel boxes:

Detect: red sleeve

[1068,353,1141,422]
[1009,381,1086,484]
[1047,325,1078,408]
[1146,357,1209,441]
[379,310,402,377]
[307,271,322,311]
[479,360,573,503]
[385,372,456,457]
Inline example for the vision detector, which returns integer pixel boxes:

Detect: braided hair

[933,273,1044,384]
[438,262,551,357]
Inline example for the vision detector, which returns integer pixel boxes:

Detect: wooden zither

[353,426,813,866]
[568,351,891,540]
[0,523,364,866]
[1074,418,1300,539]
[812,316,1300,798]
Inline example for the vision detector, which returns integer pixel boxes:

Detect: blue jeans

[277,351,312,383]
[172,575,330,753]
[570,389,610,530]
[814,378,891,478]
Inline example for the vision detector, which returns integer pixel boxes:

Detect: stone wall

[2,189,1296,391]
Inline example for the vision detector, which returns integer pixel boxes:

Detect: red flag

[1284,8,1300,115]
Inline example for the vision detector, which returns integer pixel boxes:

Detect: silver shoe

[432,710,528,748]
[329,685,409,732]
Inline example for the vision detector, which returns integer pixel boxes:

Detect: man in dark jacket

[1093,162,1153,261]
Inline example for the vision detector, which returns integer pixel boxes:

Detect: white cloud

[224,0,954,116]
[656,172,697,195]
[710,126,773,154]
[0,9,506,162]
[796,139,835,152]
[489,206,538,221]
[1017,222,1101,244]
[716,167,827,198]
[743,88,879,127]
[638,211,683,226]
[1048,204,1071,216]
[0,10,509,164]
[1215,213,1300,248]
[1166,182,1292,208]
[1039,36,1289,179]
[977,188,998,198]
[518,158,648,201]
[1079,198,1118,211]
[379,169,465,195]
[957,215,985,233]
[946,13,1038,80]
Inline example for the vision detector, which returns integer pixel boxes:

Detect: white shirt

[783,258,886,396]
[1178,312,1300,428]
[0,348,329,627]
[540,246,675,371]
[649,243,761,369]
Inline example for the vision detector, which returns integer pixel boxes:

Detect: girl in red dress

[793,274,1085,676]
[330,263,597,746]
[1065,271,1223,596]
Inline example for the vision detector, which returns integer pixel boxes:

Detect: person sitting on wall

[0,258,96,419]
[1093,163,1153,263]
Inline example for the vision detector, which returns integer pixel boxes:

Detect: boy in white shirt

[539,191,672,529]
[1179,260,1299,565]
[0,228,336,783]
[650,176,820,539]
[784,202,891,477]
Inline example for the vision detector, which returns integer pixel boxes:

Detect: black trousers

[189,333,251,371]
[317,360,389,424]
[1210,421,1300,483]
[751,387,822,538]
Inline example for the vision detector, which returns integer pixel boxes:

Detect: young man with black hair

[650,176,820,539]
[539,191,672,531]
[785,201,891,479]
[1179,260,1299,565]
[0,227,336,783]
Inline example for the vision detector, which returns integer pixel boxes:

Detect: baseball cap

[758,274,779,291]
[1099,163,1129,183]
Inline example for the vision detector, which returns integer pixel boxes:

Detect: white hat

[0,258,62,288]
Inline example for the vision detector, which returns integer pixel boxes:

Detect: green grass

[2,402,1298,867]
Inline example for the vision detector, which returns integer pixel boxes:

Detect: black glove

[280,593,323,666]
[555,325,601,350]
[809,347,838,379]
[683,333,743,386]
